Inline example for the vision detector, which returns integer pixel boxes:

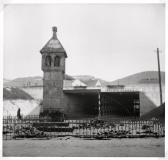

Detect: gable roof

[63,78,108,89]
[72,79,87,87]
[95,80,101,87]
[81,79,108,87]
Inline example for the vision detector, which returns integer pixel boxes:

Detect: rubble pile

[13,124,49,138]
[77,120,164,139]
[96,130,131,138]
[3,125,13,134]
[79,119,115,129]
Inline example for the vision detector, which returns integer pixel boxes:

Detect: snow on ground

[3,137,164,157]
[21,87,43,100]
[3,100,40,116]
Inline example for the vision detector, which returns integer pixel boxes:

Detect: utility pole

[156,48,163,105]
[98,91,101,119]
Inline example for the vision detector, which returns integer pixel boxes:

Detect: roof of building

[63,79,107,89]
[72,79,87,87]
[63,78,139,93]
[80,79,108,87]
[40,27,67,57]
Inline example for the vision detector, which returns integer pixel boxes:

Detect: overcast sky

[3,4,165,81]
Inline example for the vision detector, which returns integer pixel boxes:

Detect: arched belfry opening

[54,56,60,67]
[45,55,52,67]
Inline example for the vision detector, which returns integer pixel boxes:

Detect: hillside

[73,75,96,81]
[3,87,33,100]
[3,75,107,88]
[3,87,39,116]
[3,74,74,88]
[4,71,165,88]
[141,103,165,122]
[110,71,165,85]
[3,76,43,88]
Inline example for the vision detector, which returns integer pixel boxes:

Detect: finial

[52,26,57,39]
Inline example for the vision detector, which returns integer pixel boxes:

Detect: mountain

[3,87,33,100]
[3,74,74,88]
[3,76,42,88]
[110,71,165,85]
[3,71,165,88]
[3,75,107,88]
[73,75,96,81]
[65,74,75,80]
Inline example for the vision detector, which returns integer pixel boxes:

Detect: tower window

[45,55,51,67]
[54,56,60,67]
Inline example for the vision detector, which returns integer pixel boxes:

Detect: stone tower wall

[43,71,64,111]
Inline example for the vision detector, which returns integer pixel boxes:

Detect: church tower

[40,27,67,114]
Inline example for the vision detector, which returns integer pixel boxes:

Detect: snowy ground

[21,87,43,100]
[3,100,40,116]
[3,137,164,157]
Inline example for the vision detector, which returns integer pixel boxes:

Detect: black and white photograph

[1,1,166,157]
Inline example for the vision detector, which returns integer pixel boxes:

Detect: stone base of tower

[39,106,65,122]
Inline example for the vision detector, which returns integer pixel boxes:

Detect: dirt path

[3,137,164,157]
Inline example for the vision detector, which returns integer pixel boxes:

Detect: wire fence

[3,115,165,140]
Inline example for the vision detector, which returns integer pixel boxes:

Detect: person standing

[17,108,21,120]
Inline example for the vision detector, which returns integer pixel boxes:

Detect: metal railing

[3,116,165,140]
